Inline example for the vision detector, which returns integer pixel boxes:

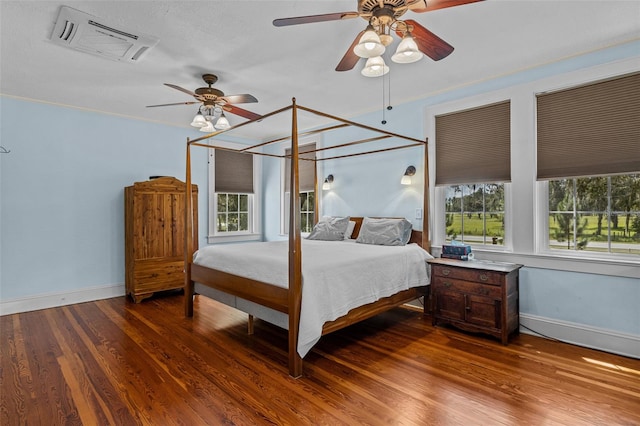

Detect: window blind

[285,143,316,192]
[435,101,511,185]
[214,149,254,193]
[537,72,640,180]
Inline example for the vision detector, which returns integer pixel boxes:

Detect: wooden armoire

[125,177,198,303]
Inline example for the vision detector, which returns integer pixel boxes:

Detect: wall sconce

[322,174,334,190]
[401,166,416,185]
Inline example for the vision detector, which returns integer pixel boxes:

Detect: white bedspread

[193,239,433,357]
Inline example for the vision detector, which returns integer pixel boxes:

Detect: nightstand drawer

[432,277,502,299]
[432,265,503,286]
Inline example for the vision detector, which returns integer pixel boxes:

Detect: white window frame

[208,142,262,243]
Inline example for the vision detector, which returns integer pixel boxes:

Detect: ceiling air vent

[50,6,159,63]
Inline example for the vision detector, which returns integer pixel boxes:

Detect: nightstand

[428,258,523,344]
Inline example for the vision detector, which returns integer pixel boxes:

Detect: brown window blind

[285,143,316,192]
[537,72,640,180]
[214,149,254,193]
[435,101,511,185]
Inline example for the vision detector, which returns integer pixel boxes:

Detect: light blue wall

[520,268,639,335]
[0,98,208,300]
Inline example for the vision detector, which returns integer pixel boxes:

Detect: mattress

[193,239,433,357]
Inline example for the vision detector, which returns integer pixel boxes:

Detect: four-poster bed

[184,98,431,377]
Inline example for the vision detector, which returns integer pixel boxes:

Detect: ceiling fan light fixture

[361,56,389,77]
[354,25,385,58]
[391,33,423,64]
[190,111,207,128]
[199,119,215,133]
[214,112,231,130]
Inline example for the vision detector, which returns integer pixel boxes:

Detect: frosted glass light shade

[391,34,423,64]
[190,111,207,127]
[353,26,385,58]
[199,120,215,133]
[214,113,230,130]
[361,56,389,77]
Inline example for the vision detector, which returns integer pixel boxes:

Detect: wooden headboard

[348,217,424,248]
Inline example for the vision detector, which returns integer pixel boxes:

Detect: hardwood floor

[2,293,638,425]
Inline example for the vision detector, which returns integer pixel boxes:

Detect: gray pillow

[356,217,413,246]
[307,216,350,241]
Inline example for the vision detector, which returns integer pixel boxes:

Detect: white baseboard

[0,283,125,316]
[520,313,640,359]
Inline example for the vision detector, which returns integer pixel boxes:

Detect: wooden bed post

[288,98,304,378]
[185,139,195,317]
[422,137,430,253]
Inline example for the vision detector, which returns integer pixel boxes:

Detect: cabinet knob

[443,281,452,288]
[442,269,451,276]
[479,273,488,281]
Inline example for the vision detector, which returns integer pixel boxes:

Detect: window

[283,143,316,234]
[435,101,511,247]
[209,146,260,242]
[445,183,505,245]
[546,174,639,255]
[537,73,640,257]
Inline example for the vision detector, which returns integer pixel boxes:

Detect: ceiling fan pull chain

[381,70,384,124]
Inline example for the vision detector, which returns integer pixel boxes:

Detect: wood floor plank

[1,293,639,426]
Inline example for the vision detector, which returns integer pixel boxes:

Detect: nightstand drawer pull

[479,273,489,281]
[443,281,452,288]
[442,269,451,276]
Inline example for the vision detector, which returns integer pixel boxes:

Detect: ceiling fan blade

[410,0,483,13]
[336,30,365,72]
[223,105,262,121]
[273,11,359,27]
[164,83,199,98]
[400,20,454,61]
[146,101,200,108]
[221,94,258,104]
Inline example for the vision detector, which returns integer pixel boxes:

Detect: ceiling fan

[147,73,260,130]
[273,0,482,76]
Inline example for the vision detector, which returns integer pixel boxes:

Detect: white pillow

[355,217,412,246]
[307,216,350,241]
[320,216,356,239]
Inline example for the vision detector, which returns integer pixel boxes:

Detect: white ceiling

[1,0,639,140]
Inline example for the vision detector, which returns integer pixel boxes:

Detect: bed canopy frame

[184,98,430,377]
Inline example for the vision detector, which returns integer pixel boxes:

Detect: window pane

[239,194,248,212]
[217,213,227,232]
[239,213,248,230]
[307,191,315,210]
[217,193,227,212]
[228,194,238,212]
[228,214,238,232]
